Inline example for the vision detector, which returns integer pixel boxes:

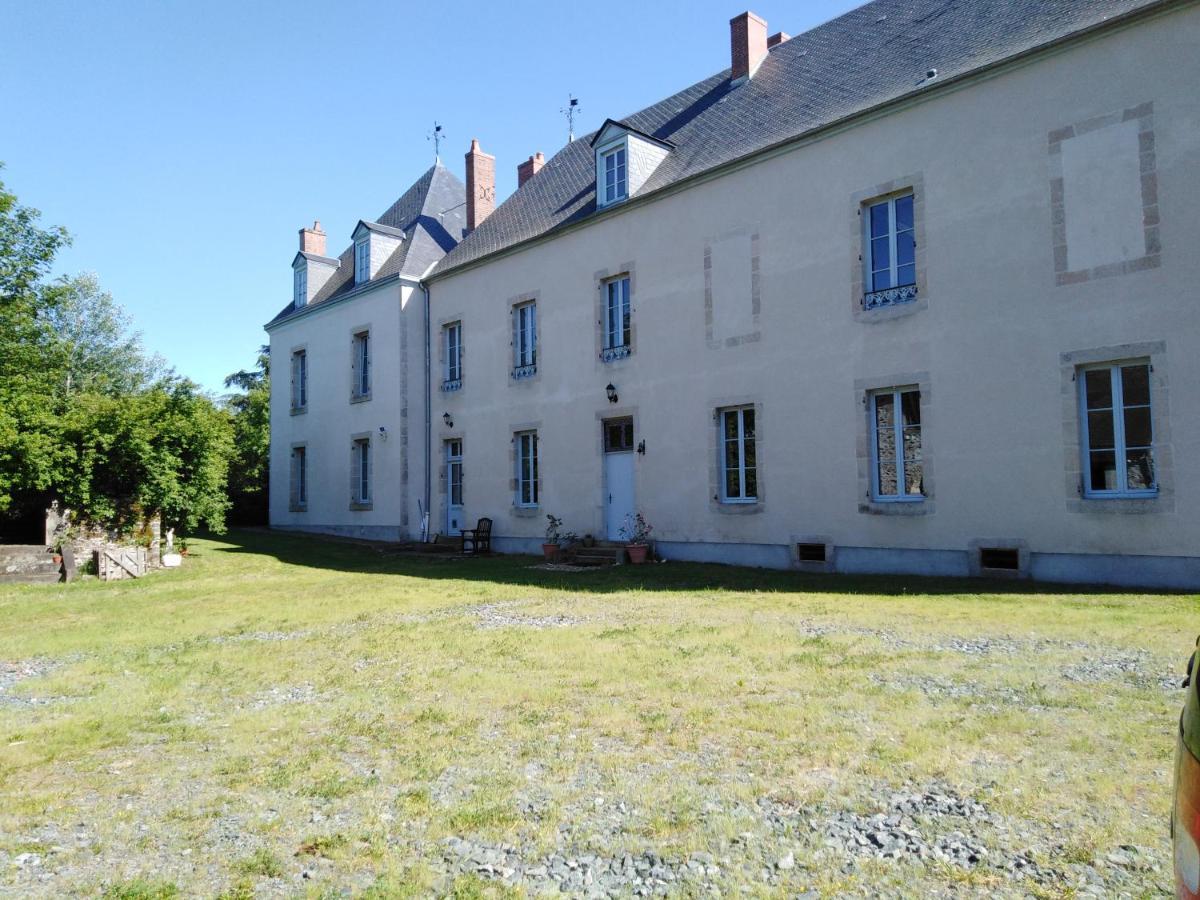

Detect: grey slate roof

[431,0,1164,277]
[268,162,466,327]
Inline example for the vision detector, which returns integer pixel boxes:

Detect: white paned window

[602,145,627,204]
[863,193,916,309]
[291,350,307,410]
[719,407,757,503]
[515,431,538,507]
[290,446,307,509]
[444,321,463,387]
[603,276,631,355]
[351,438,371,505]
[294,265,307,308]
[513,301,537,377]
[870,387,923,500]
[1080,362,1156,497]
[352,331,370,398]
[354,237,370,283]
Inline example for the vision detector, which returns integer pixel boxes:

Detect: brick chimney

[768,31,791,48]
[299,220,326,255]
[517,152,545,188]
[465,139,496,233]
[730,11,768,82]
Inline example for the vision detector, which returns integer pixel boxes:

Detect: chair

[460,517,492,555]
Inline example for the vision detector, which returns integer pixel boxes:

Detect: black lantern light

[442,412,453,428]
[605,383,618,404]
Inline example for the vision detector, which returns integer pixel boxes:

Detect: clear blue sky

[1,0,859,395]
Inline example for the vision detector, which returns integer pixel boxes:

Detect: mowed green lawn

[0,530,1193,898]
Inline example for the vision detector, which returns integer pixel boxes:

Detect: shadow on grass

[204,528,1179,599]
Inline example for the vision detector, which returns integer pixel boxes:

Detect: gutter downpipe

[421,280,432,542]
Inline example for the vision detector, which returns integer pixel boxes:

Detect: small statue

[165,527,175,551]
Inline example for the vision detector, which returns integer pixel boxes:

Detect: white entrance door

[603,419,635,541]
[445,440,463,535]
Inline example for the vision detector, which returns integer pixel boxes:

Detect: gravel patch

[209,629,310,645]
[472,602,586,630]
[879,675,1052,710]
[0,657,74,708]
[1060,654,1180,692]
[245,683,323,709]
[795,620,1180,691]
[420,782,1108,895]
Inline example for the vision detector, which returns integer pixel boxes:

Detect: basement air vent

[797,543,827,563]
[979,547,1020,571]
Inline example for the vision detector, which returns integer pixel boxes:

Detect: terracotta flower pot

[626,543,649,564]
[542,543,560,562]
[52,554,63,565]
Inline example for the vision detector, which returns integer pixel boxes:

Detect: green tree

[41,272,161,398]
[0,168,72,514]
[59,379,234,533]
[0,170,235,535]
[223,347,270,525]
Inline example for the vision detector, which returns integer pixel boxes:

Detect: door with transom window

[445,439,463,536]
[603,418,635,541]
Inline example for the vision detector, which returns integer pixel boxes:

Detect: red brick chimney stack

[730,11,768,82]
[465,139,496,233]
[768,31,791,48]
[299,220,326,255]
[517,152,545,188]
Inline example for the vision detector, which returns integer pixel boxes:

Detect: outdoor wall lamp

[378,425,389,441]
[442,412,453,428]
[605,383,619,404]
[637,440,646,455]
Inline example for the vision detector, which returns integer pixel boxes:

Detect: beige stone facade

[422,5,1200,586]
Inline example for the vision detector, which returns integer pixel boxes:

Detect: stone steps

[561,545,625,567]
[0,545,62,584]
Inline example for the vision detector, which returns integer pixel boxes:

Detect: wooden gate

[97,547,147,581]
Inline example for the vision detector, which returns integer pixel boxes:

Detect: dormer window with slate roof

[351,220,405,285]
[591,120,673,210]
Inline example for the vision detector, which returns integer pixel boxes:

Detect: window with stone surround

[515,430,539,508]
[1079,361,1156,498]
[350,436,371,508]
[512,301,537,379]
[869,387,923,502]
[601,276,631,360]
[290,349,307,412]
[289,445,307,511]
[443,321,463,390]
[718,406,757,503]
[351,330,370,400]
[862,192,916,310]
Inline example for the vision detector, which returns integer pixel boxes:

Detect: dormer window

[591,119,673,210]
[350,220,404,285]
[354,236,370,284]
[293,264,307,308]
[601,145,627,205]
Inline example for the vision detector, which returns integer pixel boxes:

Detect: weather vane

[560,95,581,143]
[427,121,445,161]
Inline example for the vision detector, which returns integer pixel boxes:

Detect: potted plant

[543,515,563,562]
[582,534,596,548]
[619,512,653,564]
